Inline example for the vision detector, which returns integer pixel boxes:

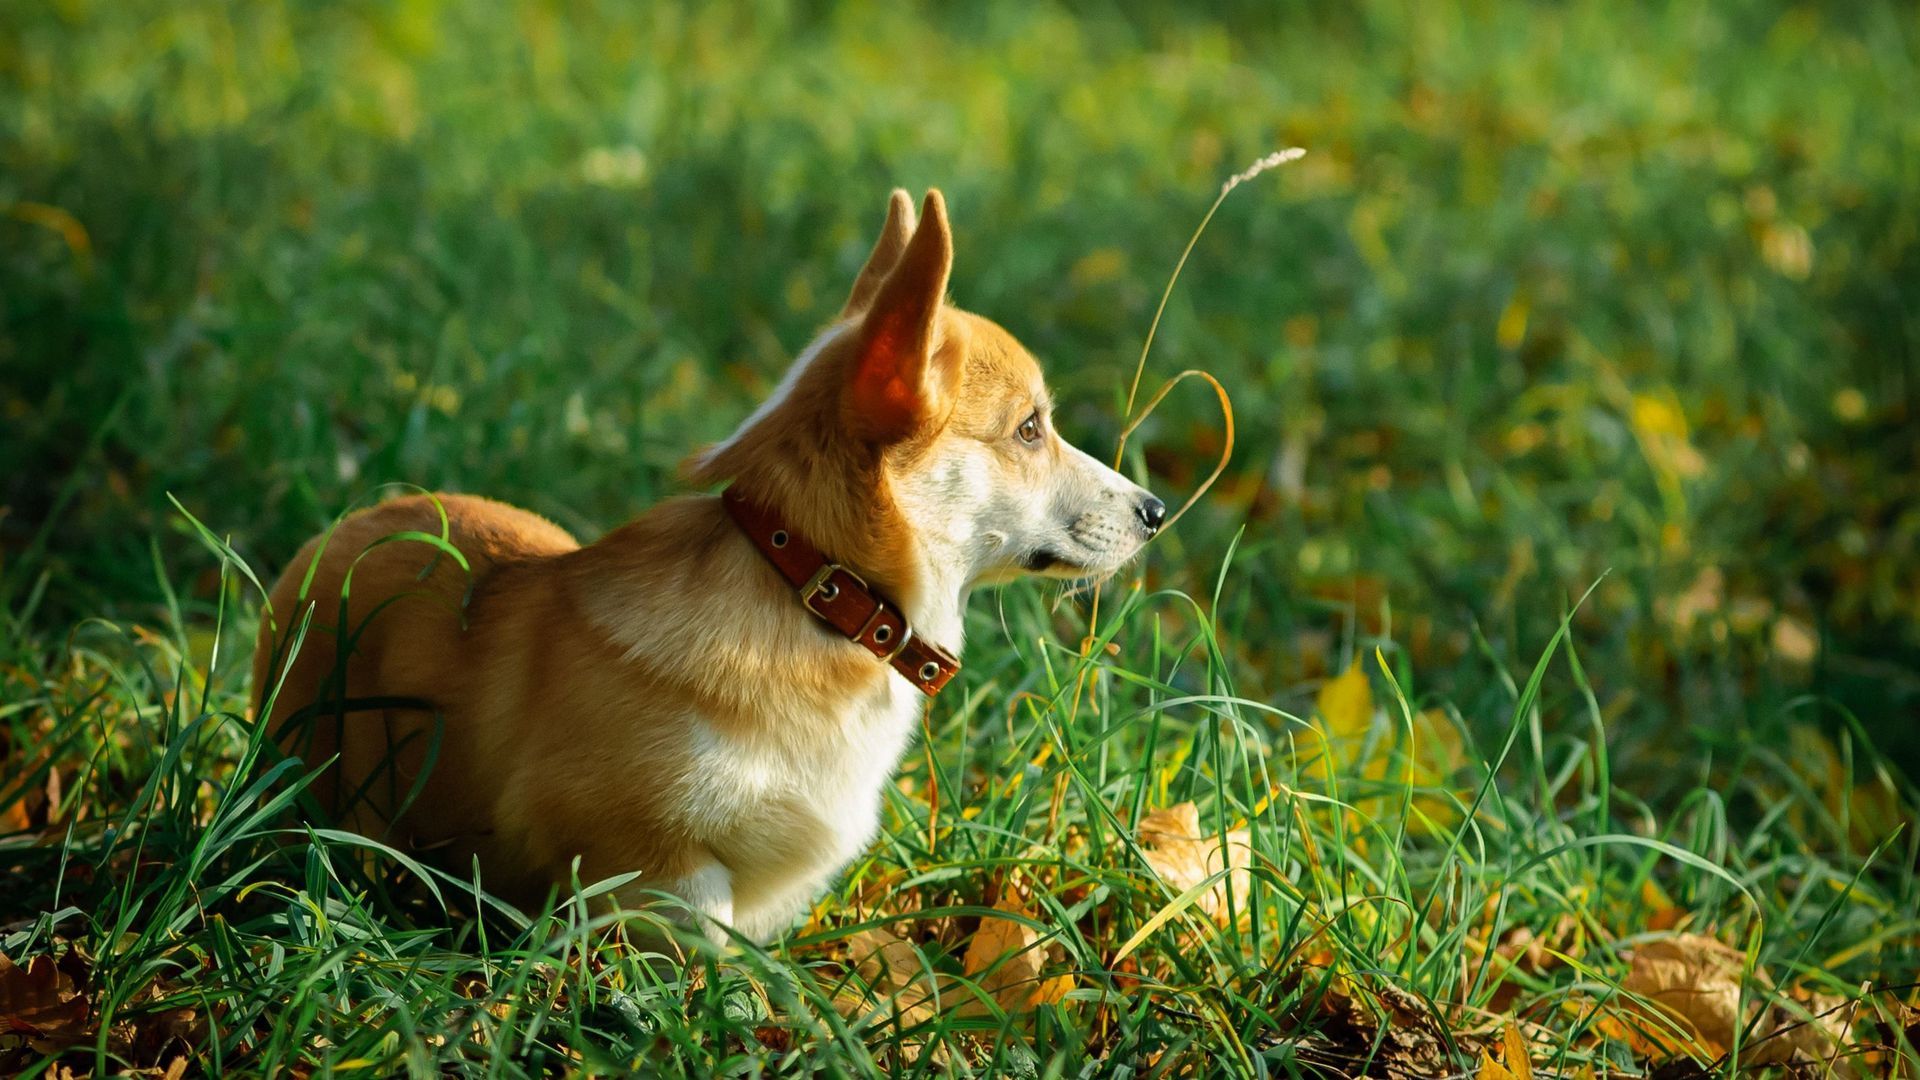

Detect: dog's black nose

[1137,495,1167,534]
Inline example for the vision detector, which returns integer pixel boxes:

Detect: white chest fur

[677,674,922,932]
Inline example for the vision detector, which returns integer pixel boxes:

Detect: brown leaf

[1136,802,1254,923]
[1762,991,1862,1078]
[1617,934,1855,1073]
[832,927,961,1067]
[1482,915,1578,1013]
[0,952,90,1046]
[1495,927,1545,973]
[1311,975,1453,1079]
[127,1002,208,1067]
[841,928,941,1027]
[848,928,922,994]
[0,794,27,833]
[1030,974,1074,1007]
[1620,934,1752,1057]
[960,899,1062,1014]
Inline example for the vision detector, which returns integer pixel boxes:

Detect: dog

[251,189,1165,942]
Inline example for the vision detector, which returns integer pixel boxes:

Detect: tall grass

[4,1,1918,1075]
[2,508,1914,1074]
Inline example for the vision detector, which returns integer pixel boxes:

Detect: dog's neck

[724,463,972,665]
[757,489,972,660]
[892,539,969,659]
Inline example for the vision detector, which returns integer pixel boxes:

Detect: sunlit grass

[4,0,1919,1075]
[1,526,1913,1075]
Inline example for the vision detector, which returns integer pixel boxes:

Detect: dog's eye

[1016,412,1042,445]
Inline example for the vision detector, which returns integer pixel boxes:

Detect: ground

[1,1,1917,1076]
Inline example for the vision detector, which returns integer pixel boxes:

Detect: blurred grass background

[3,0,1917,788]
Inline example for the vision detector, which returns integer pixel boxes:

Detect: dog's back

[243,189,1162,938]
[251,494,577,866]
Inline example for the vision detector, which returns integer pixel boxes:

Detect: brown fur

[252,490,886,904]
[251,189,1157,932]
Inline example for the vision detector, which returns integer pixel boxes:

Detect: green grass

[3,1,1919,1075]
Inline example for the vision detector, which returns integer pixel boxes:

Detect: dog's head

[691,190,1162,596]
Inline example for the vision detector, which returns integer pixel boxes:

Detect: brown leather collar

[722,487,960,696]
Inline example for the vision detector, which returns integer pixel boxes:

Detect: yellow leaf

[1642,879,1684,932]
[1831,386,1868,422]
[1628,390,1706,489]
[1630,393,1689,440]
[1502,1025,1533,1079]
[1030,974,1075,1007]
[1771,616,1817,663]
[1402,707,1468,830]
[1409,707,1465,779]
[961,899,1048,1013]
[1316,661,1374,741]
[1760,221,1814,279]
[1496,297,1529,350]
[1135,802,1254,924]
[1477,1050,1519,1080]
[1473,1026,1534,1079]
[1070,247,1128,287]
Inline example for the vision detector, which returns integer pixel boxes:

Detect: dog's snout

[1136,495,1167,535]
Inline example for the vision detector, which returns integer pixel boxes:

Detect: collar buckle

[799,562,867,619]
[725,486,958,697]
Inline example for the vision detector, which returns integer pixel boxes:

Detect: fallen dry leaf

[0,794,27,833]
[1763,990,1861,1078]
[848,927,922,993]
[1136,802,1254,923]
[962,899,1044,1013]
[839,927,949,1033]
[1772,615,1817,663]
[1497,927,1545,973]
[1618,934,1860,1075]
[832,927,970,1068]
[1641,879,1685,932]
[1029,973,1074,1008]
[959,898,1072,1014]
[1309,974,1454,1080]
[1476,1048,1515,1078]
[1620,934,1752,1057]
[1482,926,1552,1014]
[1317,661,1375,743]
[0,952,90,1049]
[1475,1025,1533,1080]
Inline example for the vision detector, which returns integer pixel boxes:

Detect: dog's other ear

[845,190,955,443]
[842,189,917,317]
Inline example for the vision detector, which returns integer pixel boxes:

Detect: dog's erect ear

[843,189,917,317]
[845,190,955,443]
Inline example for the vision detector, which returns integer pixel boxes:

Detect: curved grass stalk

[1071,149,1304,725]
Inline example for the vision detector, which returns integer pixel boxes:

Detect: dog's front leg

[732,873,830,944]
[618,855,736,947]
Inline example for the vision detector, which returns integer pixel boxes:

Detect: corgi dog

[251,189,1164,942]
